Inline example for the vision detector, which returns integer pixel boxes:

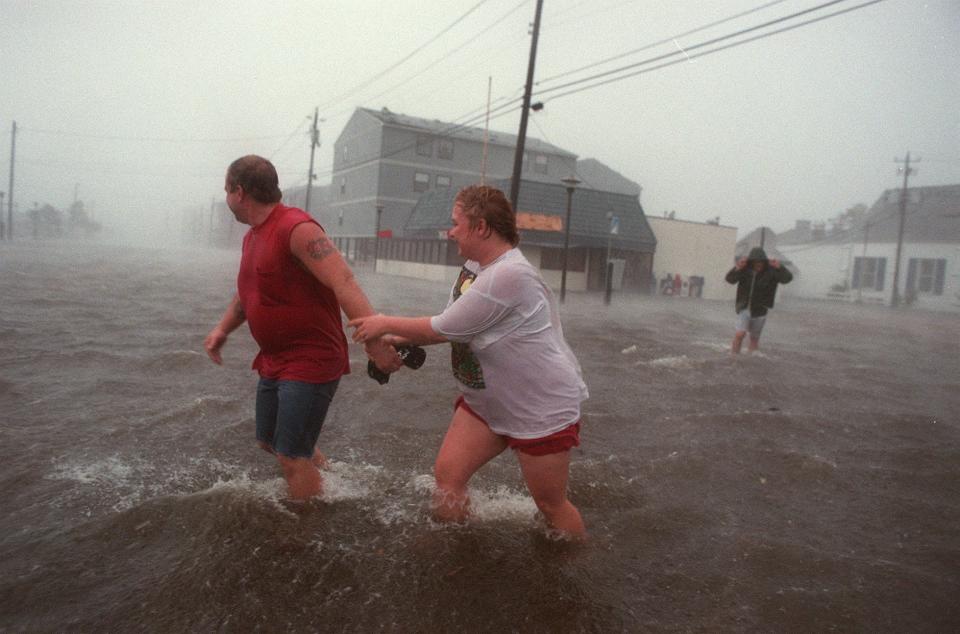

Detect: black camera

[367,345,426,384]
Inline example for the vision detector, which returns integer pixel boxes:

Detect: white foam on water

[319,460,384,502]
[207,471,286,500]
[201,472,297,517]
[621,344,638,354]
[468,485,539,523]
[640,355,695,368]
[48,454,137,485]
[410,474,538,525]
[46,454,153,512]
[693,340,731,353]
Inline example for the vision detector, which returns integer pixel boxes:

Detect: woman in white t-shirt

[349,185,588,539]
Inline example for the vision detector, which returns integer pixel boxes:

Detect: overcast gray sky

[1,0,957,243]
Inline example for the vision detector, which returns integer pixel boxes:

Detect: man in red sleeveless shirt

[204,155,401,500]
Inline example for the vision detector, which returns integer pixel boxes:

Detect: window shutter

[906,258,917,293]
[934,259,946,295]
[875,258,886,291]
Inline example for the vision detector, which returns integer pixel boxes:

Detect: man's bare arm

[205,295,246,364]
[290,222,401,371]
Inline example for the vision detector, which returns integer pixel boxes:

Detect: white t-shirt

[430,248,588,439]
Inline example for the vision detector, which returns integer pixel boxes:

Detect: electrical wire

[320,0,530,123]
[313,0,496,114]
[534,0,887,104]
[537,0,792,85]
[17,127,293,144]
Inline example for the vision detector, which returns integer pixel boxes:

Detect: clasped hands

[354,315,402,373]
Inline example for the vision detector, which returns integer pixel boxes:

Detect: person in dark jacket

[725,247,793,354]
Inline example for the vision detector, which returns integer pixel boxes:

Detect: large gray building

[399,178,657,293]
[320,107,577,237]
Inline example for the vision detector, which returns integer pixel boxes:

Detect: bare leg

[748,336,759,353]
[731,331,746,354]
[517,450,586,540]
[277,455,322,500]
[432,406,507,523]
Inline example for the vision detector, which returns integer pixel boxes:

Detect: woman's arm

[349,314,448,346]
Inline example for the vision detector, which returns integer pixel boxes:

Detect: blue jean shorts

[735,309,766,338]
[255,378,340,459]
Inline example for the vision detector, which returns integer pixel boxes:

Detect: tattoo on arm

[306,237,338,261]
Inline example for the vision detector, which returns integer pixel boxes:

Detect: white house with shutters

[773,184,960,311]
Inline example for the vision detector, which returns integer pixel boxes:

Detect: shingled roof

[404,179,656,252]
[359,107,575,158]
[854,184,960,243]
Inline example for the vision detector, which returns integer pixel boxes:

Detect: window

[907,258,946,295]
[413,172,430,192]
[339,177,346,197]
[852,256,886,291]
[523,152,530,171]
[438,138,454,160]
[416,134,432,157]
[534,153,548,174]
[436,174,451,189]
[341,145,348,164]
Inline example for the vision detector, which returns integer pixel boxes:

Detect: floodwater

[1,241,958,633]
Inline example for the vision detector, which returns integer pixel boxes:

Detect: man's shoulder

[276,203,311,222]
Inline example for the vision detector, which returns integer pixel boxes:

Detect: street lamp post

[374,203,383,272]
[559,176,580,303]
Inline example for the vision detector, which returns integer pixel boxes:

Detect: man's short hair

[226,155,282,204]
[455,185,519,246]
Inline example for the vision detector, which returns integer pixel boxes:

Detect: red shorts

[454,395,581,456]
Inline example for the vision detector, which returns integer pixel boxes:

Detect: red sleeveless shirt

[237,204,350,382]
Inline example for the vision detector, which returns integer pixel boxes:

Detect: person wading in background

[204,155,401,500]
[725,246,793,354]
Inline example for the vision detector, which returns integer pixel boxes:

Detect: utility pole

[7,121,16,240]
[374,203,383,271]
[559,176,579,303]
[0,191,5,240]
[481,76,492,185]
[304,108,319,215]
[856,220,870,303]
[891,152,918,307]
[508,0,544,211]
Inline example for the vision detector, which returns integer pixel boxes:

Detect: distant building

[384,178,657,293]
[648,216,737,301]
[281,105,668,295]
[575,158,642,198]
[776,184,960,310]
[323,107,577,238]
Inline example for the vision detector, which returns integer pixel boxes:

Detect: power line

[536,0,854,96]
[268,116,312,161]
[17,126,293,144]
[534,0,887,103]
[537,0,792,84]
[314,0,495,114]
[320,0,530,123]
[311,0,877,185]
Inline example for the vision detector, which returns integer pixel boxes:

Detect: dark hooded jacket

[725,247,793,317]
